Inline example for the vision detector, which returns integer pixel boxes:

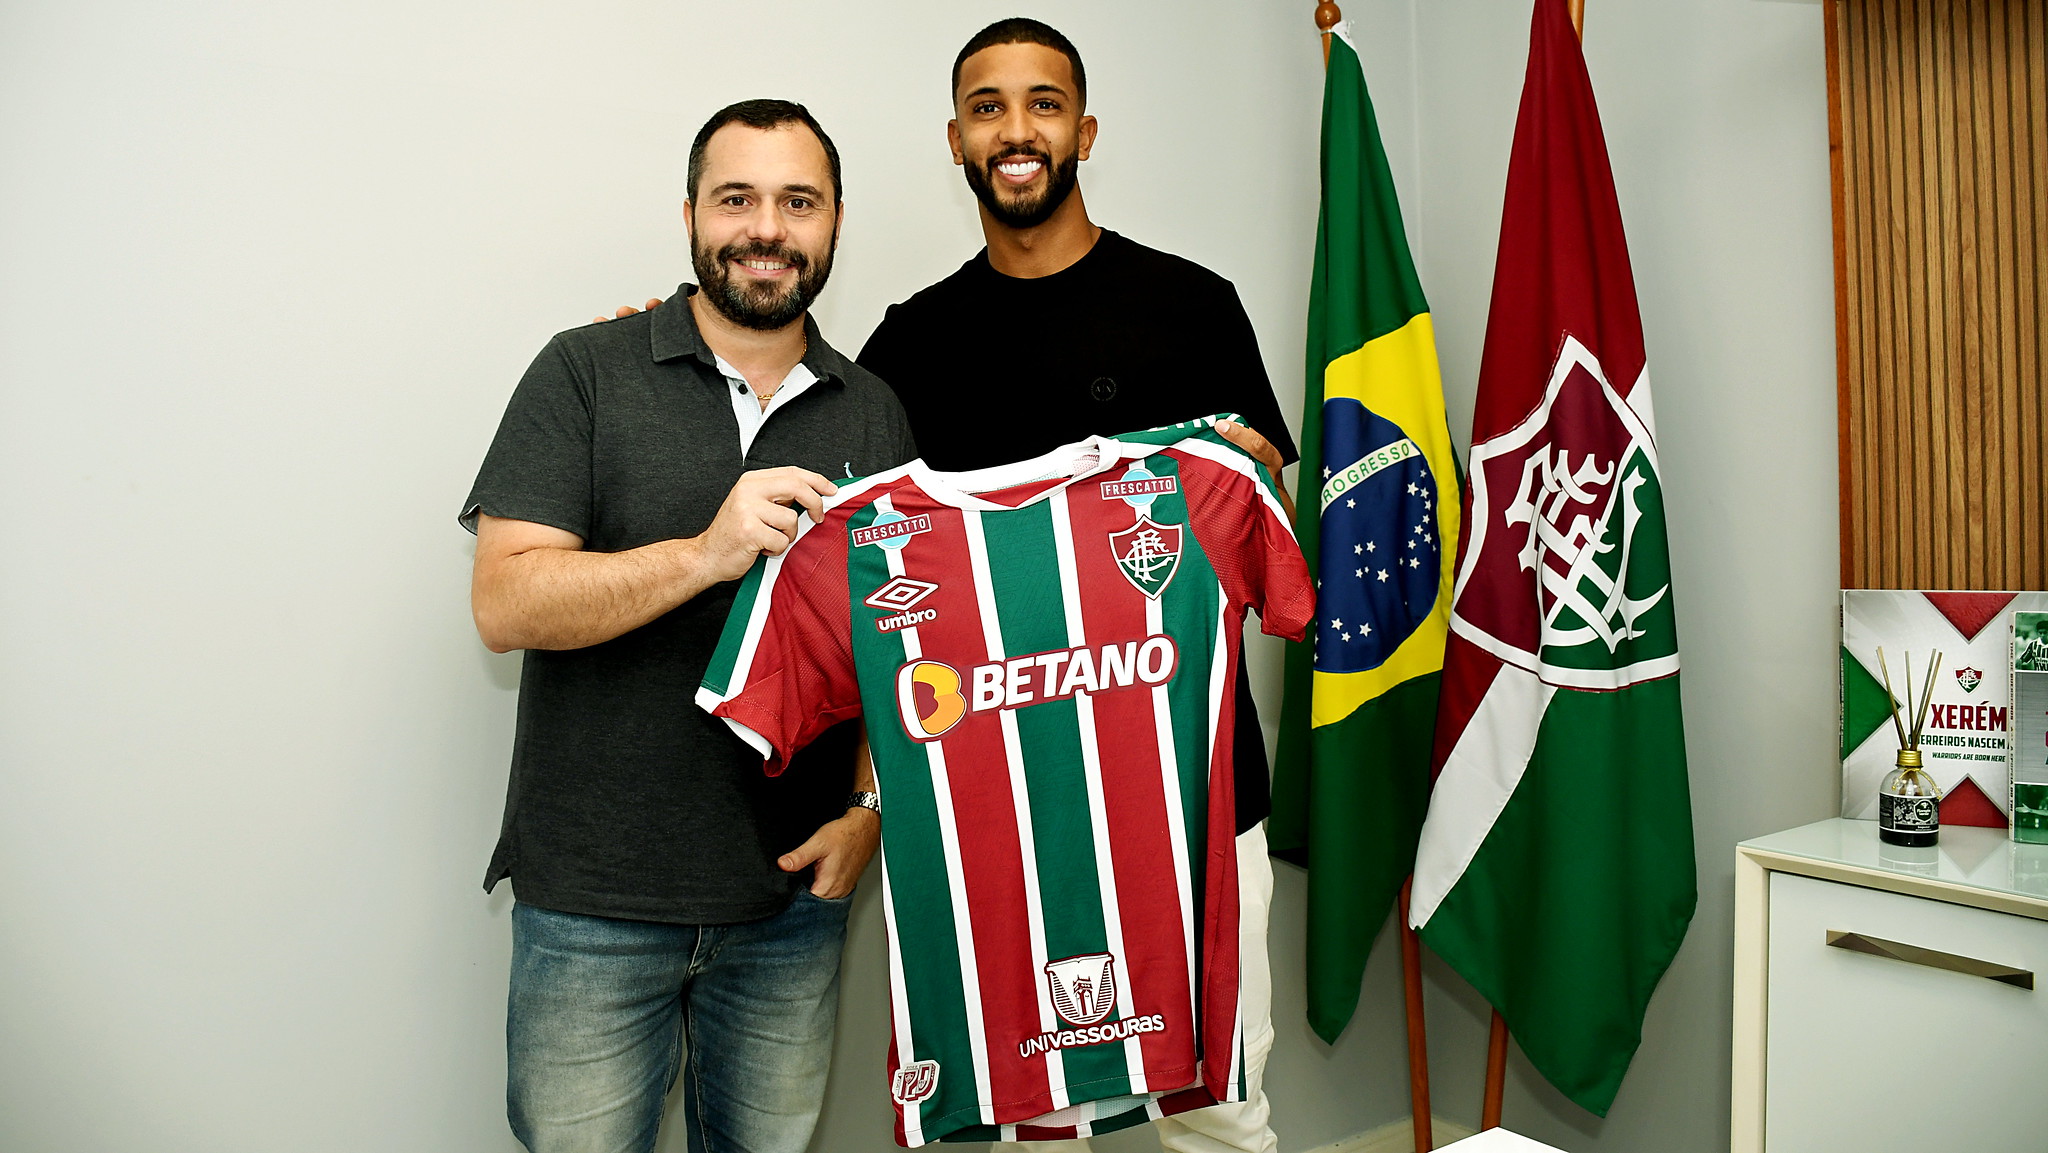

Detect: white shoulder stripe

[1407,664,1555,927]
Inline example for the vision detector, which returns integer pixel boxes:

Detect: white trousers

[1006,823,1278,1153]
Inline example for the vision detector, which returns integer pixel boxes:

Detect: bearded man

[461,98,916,1153]
[857,20,1296,1153]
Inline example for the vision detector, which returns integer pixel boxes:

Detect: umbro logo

[864,577,938,612]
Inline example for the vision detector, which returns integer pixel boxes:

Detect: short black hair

[951,18,1087,109]
[686,98,842,206]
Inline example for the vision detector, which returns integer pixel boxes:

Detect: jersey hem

[914,1063,1209,1145]
[914,1069,1241,1147]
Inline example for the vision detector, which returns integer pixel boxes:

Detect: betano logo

[895,661,967,740]
[892,636,1180,743]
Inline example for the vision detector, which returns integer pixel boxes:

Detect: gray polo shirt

[462,286,918,923]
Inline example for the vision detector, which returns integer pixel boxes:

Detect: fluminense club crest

[1453,336,1679,690]
[1109,518,1181,599]
[891,1060,940,1105]
[1955,666,1983,694]
[1044,952,1119,1026]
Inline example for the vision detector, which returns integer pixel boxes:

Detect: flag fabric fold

[1407,0,1696,1117]
[1269,22,1461,1044]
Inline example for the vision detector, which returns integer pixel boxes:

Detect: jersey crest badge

[891,1060,940,1105]
[1110,519,1182,600]
[1044,952,1119,1026]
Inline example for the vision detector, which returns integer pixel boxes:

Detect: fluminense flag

[1269,20,1461,1043]
[1407,0,1696,1117]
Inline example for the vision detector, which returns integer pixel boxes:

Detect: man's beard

[692,236,834,331]
[963,145,1080,230]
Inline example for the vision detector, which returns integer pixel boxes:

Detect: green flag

[1269,21,1461,1043]
[1408,0,1696,1117]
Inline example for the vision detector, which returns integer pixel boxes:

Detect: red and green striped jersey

[698,416,1313,1146]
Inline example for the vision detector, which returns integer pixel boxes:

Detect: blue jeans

[507,892,853,1153]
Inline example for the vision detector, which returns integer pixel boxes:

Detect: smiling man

[856,20,1296,1153]
[463,99,915,1153]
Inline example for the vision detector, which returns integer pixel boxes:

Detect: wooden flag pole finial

[1315,1,1341,64]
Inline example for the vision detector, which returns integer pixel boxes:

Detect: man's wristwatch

[847,790,882,818]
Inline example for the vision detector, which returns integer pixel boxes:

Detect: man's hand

[779,808,879,898]
[470,468,834,652]
[1215,418,1298,521]
[592,297,665,324]
[696,466,840,585]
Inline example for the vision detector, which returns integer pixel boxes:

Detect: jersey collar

[905,434,1139,511]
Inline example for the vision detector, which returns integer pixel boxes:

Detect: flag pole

[1398,879,1433,1151]
[1475,0,1580,1117]
[1312,3,1433,1149]
[1481,1013,1509,1129]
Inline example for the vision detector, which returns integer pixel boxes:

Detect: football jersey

[698,416,1313,1146]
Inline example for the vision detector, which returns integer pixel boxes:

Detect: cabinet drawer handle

[1825,930,2034,989]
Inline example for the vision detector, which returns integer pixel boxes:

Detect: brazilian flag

[1268,22,1461,1043]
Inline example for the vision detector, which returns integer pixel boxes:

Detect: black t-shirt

[859,230,1298,833]
[463,288,918,924]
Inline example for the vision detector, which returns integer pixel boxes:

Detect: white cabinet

[1733,819,2048,1153]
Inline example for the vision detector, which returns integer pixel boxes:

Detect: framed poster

[1840,590,2048,826]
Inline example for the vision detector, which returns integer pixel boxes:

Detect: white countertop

[1739,817,2048,906]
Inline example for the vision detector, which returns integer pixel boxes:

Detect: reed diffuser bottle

[1879,748,1940,847]
[1876,648,1942,847]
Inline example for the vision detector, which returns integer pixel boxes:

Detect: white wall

[0,2,1422,1150]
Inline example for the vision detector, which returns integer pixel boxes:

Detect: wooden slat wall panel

[1831,0,2047,590]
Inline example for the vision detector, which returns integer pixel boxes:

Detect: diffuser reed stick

[1876,647,1910,748]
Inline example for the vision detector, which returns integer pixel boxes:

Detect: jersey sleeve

[1169,435,1315,642]
[697,514,862,775]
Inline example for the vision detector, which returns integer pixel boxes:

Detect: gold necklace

[753,334,808,405]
